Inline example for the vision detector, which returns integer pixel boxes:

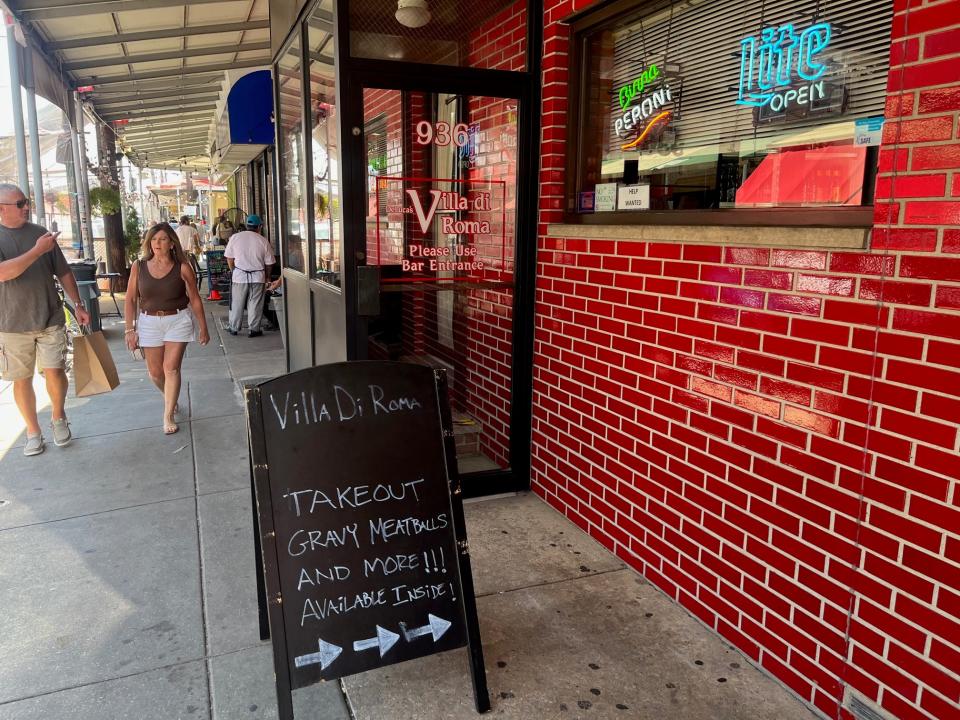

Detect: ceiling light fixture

[396,0,430,28]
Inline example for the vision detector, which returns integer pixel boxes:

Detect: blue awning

[225,70,273,145]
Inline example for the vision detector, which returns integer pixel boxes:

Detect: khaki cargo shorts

[0,326,68,381]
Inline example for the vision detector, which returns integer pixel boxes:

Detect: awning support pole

[5,18,30,199]
[138,163,145,227]
[74,96,95,258]
[69,92,94,257]
[62,110,82,256]
[21,43,45,226]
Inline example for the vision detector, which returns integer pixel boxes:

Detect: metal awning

[7,0,270,169]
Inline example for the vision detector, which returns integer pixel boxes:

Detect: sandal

[163,420,179,435]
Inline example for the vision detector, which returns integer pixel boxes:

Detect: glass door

[359,88,519,477]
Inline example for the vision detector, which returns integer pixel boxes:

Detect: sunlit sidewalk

[0,299,337,719]
[0,299,819,720]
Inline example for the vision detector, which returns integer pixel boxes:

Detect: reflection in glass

[0,92,79,253]
[362,90,517,475]
[308,6,342,287]
[278,35,307,273]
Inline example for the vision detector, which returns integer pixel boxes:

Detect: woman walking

[124,223,210,434]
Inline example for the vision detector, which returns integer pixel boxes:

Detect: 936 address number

[415,121,470,147]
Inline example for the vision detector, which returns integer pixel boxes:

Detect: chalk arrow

[294,638,342,670]
[352,625,400,657]
[401,614,452,643]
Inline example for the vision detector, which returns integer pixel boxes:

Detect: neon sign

[621,110,672,150]
[614,85,674,148]
[736,22,832,108]
[617,65,660,110]
[613,62,678,151]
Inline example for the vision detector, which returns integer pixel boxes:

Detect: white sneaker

[23,434,45,456]
[51,418,72,447]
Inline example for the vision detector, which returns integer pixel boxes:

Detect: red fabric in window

[736,145,867,207]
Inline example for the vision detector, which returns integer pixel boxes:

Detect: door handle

[357,265,380,316]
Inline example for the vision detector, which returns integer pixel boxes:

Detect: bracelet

[124,329,137,335]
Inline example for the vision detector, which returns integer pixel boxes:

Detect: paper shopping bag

[72,330,120,397]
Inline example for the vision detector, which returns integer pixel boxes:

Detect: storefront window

[572,0,892,219]
[308,3,342,287]
[0,31,80,254]
[277,34,307,273]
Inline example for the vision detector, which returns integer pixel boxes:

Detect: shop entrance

[276,0,541,497]
[356,88,520,479]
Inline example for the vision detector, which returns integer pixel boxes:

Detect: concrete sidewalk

[0,299,818,720]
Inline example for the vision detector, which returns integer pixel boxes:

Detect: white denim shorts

[137,308,196,347]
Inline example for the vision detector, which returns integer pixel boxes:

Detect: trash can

[76,280,102,333]
[68,261,98,283]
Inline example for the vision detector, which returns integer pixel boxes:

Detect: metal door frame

[334,0,543,497]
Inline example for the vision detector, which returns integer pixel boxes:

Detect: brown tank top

[137,260,189,312]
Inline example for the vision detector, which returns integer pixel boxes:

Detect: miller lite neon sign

[736,22,832,110]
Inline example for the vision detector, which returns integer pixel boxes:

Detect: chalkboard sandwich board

[246,362,489,718]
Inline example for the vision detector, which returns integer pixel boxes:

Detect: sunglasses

[0,199,30,209]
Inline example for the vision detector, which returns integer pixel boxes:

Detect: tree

[94,123,127,288]
[88,187,121,216]
[124,207,142,262]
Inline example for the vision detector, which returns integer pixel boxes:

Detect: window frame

[274,22,310,276]
[563,0,882,229]
[306,12,343,288]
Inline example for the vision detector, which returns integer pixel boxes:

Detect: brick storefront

[529,1,960,718]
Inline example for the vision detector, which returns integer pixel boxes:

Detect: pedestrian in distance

[212,213,234,246]
[224,214,275,338]
[124,222,209,435]
[175,214,201,256]
[0,183,90,456]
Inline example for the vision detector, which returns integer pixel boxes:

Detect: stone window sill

[546,223,869,249]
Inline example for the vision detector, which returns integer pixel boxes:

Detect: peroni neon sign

[617,65,660,110]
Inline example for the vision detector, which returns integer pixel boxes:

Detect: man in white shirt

[175,215,201,255]
[224,214,275,337]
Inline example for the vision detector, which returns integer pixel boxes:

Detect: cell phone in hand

[131,347,144,361]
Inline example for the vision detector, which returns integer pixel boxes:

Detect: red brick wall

[532,1,960,719]
[463,93,518,466]
[364,87,404,265]
[467,0,527,71]
[456,0,527,465]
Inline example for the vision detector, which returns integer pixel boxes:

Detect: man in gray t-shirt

[0,183,90,456]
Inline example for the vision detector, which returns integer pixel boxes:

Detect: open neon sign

[736,22,832,109]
